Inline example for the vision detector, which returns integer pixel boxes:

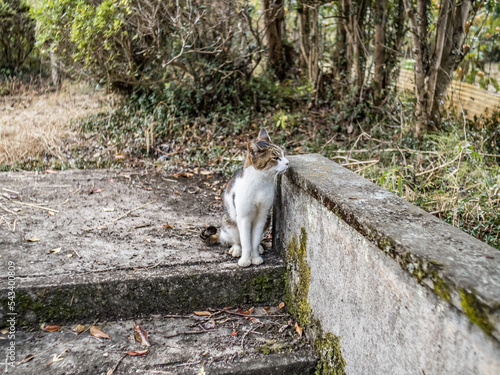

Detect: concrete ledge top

[285,154,500,314]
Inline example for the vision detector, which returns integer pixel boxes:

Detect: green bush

[31,0,270,115]
[0,0,38,73]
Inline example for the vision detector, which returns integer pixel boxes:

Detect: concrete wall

[274,154,500,375]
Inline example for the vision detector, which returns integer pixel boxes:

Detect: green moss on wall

[286,227,312,326]
[460,288,494,336]
[315,332,346,375]
[433,275,451,303]
[284,227,347,374]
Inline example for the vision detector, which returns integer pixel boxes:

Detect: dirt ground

[0,168,232,277]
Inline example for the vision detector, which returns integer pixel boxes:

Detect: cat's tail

[200,226,220,245]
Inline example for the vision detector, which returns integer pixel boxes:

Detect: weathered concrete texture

[3,312,317,374]
[0,170,283,326]
[277,154,500,374]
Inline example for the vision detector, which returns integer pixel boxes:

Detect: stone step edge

[1,261,286,328]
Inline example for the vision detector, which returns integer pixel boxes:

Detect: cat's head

[245,129,289,173]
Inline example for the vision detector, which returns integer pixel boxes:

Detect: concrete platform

[2,310,317,374]
[0,170,285,326]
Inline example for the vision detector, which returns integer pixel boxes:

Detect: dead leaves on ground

[90,325,111,340]
[75,324,85,334]
[20,354,35,364]
[126,349,149,356]
[295,322,303,338]
[134,324,151,347]
[42,324,61,332]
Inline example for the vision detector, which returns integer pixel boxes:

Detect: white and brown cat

[202,129,289,267]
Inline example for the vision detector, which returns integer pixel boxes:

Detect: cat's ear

[257,128,270,142]
[247,141,260,158]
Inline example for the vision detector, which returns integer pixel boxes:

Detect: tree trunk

[332,0,350,83]
[344,0,368,92]
[298,1,320,88]
[333,0,349,80]
[430,0,471,123]
[374,0,387,100]
[262,0,287,79]
[50,46,60,86]
[403,0,432,137]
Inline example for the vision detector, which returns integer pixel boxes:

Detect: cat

[202,128,289,267]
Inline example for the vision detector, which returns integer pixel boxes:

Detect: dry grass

[0,81,116,165]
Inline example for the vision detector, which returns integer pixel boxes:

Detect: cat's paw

[252,256,264,265]
[228,245,242,258]
[258,245,265,255]
[238,257,252,268]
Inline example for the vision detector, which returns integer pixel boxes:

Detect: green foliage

[457,0,500,91]
[0,0,38,73]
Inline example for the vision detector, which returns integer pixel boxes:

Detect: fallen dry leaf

[162,224,173,228]
[295,322,303,338]
[231,330,239,336]
[144,187,152,191]
[48,211,55,216]
[278,302,285,309]
[145,238,151,243]
[193,311,212,317]
[75,324,85,334]
[126,349,149,356]
[88,188,103,194]
[0,329,8,334]
[90,326,111,340]
[97,225,107,230]
[44,169,56,174]
[114,154,126,159]
[20,354,35,364]
[235,307,254,315]
[199,170,213,175]
[173,172,194,178]
[49,247,61,254]
[134,324,151,347]
[103,207,115,212]
[26,236,40,242]
[43,324,61,332]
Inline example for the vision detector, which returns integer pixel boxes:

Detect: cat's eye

[273,156,280,161]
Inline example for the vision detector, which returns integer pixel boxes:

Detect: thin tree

[402,0,478,137]
[261,0,289,79]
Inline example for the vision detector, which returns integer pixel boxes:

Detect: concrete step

[4,310,317,375]
[0,170,284,327]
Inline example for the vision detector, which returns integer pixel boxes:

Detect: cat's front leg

[250,214,267,265]
[236,218,252,267]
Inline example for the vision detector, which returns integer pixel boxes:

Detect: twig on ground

[2,188,19,194]
[71,247,82,258]
[83,200,156,231]
[241,327,252,348]
[215,308,288,318]
[415,152,462,177]
[0,204,17,215]
[8,201,59,212]
[106,354,127,375]
[174,360,202,368]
